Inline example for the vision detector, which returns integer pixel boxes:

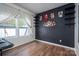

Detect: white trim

[75,3,79,51]
[74,3,79,56]
[15,18,19,37]
[74,49,79,56]
[37,40,74,50]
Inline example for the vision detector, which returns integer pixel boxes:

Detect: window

[0,14,32,38]
[19,28,27,36]
[0,28,5,38]
[0,4,33,38]
[5,28,16,37]
[18,15,32,36]
[0,18,16,38]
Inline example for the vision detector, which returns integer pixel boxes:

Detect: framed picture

[58,11,63,17]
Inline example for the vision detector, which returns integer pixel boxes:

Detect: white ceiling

[15,3,67,14]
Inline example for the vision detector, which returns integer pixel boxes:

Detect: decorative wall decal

[58,11,63,17]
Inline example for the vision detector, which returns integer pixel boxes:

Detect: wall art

[58,11,63,17]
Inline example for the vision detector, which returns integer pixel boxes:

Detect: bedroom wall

[35,3,75,48]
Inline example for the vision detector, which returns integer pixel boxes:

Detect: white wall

[75,3,79,55]
[0,3,35,48]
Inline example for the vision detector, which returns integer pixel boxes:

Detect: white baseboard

[74,49,79,56]
[37,40,78,53]
[37,40,74,50]
[37,40,78,56]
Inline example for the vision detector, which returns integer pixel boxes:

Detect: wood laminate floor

[3,41,76,56]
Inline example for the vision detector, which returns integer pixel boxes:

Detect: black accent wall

[35,3,75,48]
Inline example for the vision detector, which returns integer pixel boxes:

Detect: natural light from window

[0,4,32,38]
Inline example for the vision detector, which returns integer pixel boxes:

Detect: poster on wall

[58,11,63,17]
[44,14,48,22]
[43,13,56,27]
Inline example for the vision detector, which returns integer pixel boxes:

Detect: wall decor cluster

[35,3,75,48]
[43,13,56,27]
[39,12,56,27]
